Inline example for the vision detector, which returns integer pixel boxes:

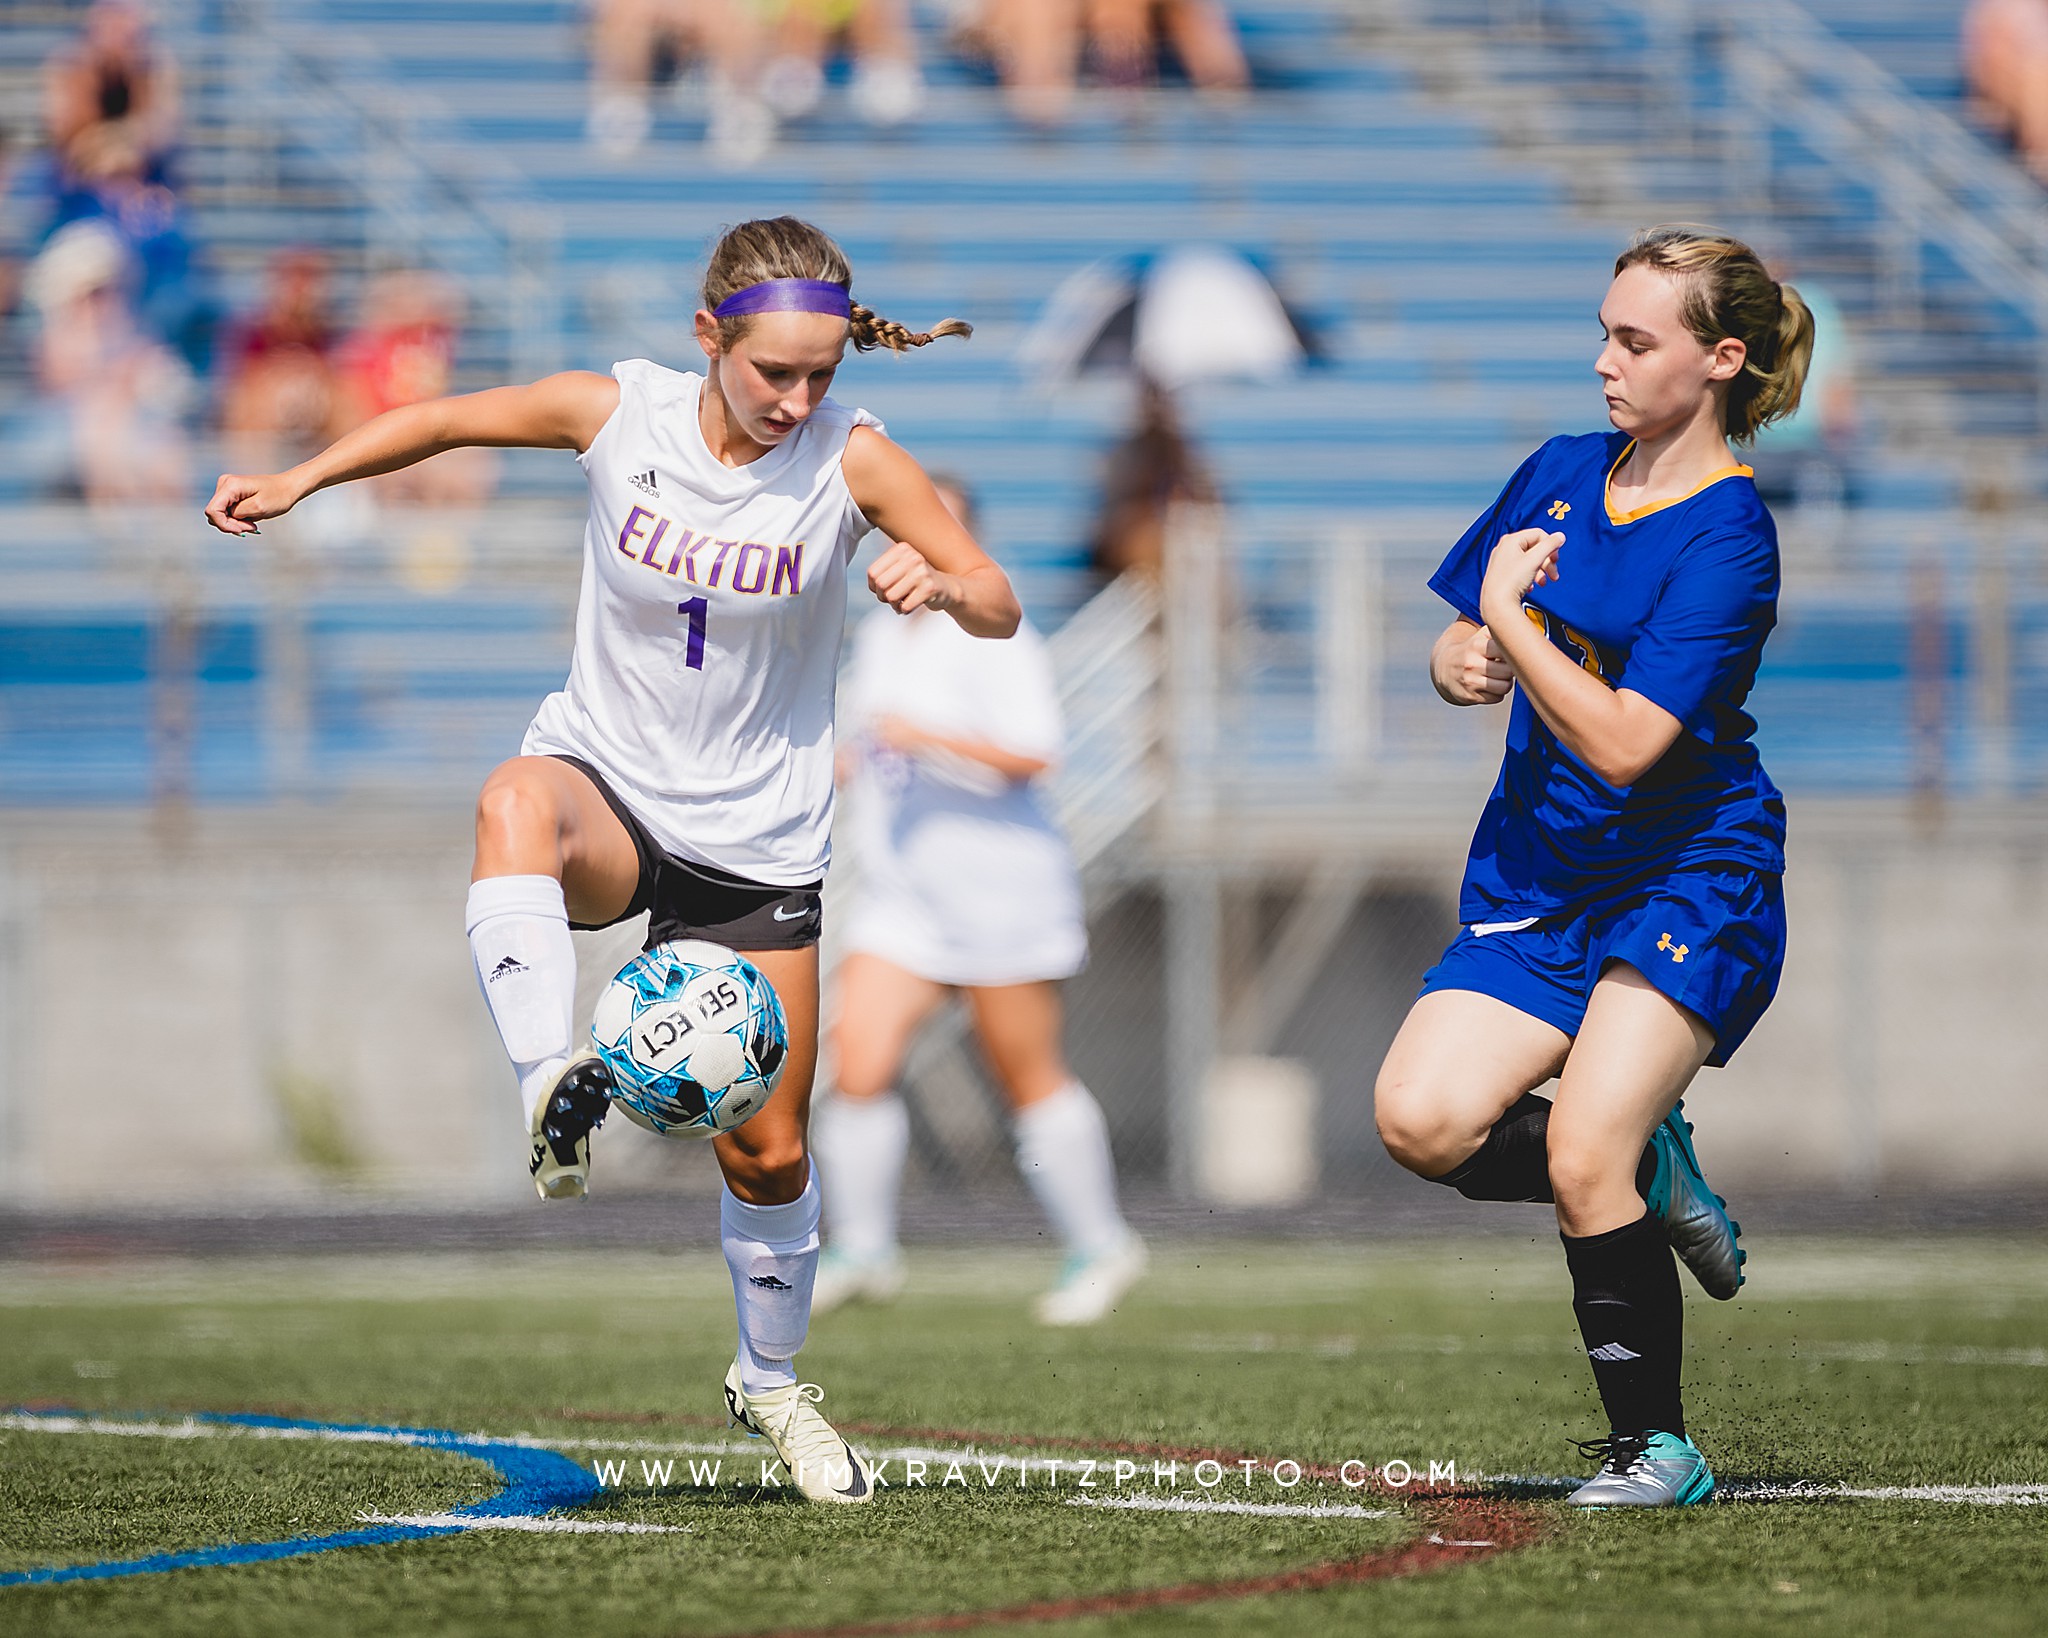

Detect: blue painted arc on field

[0,1409,602,1587]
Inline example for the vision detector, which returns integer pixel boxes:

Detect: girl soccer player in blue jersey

[1374,226,1813,1508]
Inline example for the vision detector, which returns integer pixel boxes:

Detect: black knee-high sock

[1561,1211,1685,1439]
[1432,1093,1555,1201]
[1430,1096,1662,1205]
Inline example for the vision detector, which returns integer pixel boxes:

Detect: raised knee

[1373,1072,1460,1177]
[475,765,557,844]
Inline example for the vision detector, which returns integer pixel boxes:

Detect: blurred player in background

[1375,225,1811,1508]
[204,215,1018,1504]
[815,476,1146,1326]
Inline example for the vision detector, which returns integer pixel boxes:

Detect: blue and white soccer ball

[591,940,788,1138]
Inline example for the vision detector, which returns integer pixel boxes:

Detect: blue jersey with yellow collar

[1428,431,1786,920]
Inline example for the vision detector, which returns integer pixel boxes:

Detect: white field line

[356,1511,690,1535]
[1175,1335,2048,1368]
[1732,1482,2048,1505]
[1792,1342,2048,1368]
[1066,1495,1388,1520]
[0,1414,417,1445]
[15,1415,2048,1508]
[1481,1472,2048,1506]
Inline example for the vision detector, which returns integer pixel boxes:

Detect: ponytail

[1743,281,1815,435]
[1615,224,1816,444]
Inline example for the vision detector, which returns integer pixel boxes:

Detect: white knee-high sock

[722,1173,822,1394]
[1014,1081,1131,1260]
[813,1092,909,1264]
[465,874,578,1126]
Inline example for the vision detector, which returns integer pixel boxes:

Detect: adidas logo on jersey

[628,469,659,496]
[487,956,528,983]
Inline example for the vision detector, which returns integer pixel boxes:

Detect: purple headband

[712,278,853,319]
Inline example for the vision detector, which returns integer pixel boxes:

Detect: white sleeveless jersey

[521,359,881,886]
[839,607,1087,986]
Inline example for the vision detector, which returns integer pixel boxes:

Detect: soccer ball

[591,940,788,1138]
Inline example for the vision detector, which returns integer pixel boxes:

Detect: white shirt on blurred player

[522,358,881,886]
[841,605,1087,986]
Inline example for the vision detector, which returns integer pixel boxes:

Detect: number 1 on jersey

[678,597,707,671]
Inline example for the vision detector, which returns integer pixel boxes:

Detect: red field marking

[551,1408,1551,1638]
[747,1497,1540,1637]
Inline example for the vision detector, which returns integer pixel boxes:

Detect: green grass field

[3,1236,2046,1636]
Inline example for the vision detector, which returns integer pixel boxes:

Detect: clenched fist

[1433,621,1516,706]
[204,470,306,536]
[867,538,956,616]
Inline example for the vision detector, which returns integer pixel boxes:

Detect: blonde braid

[701,216,973,355]
[848,302,973,353]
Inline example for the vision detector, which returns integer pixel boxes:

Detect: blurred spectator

[1090,0,1248,96]
[329,270,494,507]
[1089,374,1221,580]
[33,0,209,371]
[218,248,340,472]
[0,126,21,321]
[585,0,773,162]
[27,218,192,506]
[966,0,1248,127]
[761,0,926,128]
[1964,0,2048,178]
[43,0,181,186]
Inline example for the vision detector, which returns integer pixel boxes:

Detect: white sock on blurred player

[814,1092,910,1263]
[464,874,578,1127]
[1013,1082,1130,1259]
[722,1174,821,1394]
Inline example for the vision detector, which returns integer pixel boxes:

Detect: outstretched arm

[843,425,1021,637]
[870,715,1051,782]
[204,371,620,535]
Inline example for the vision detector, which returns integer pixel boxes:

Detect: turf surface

[1,1237,2045,1635]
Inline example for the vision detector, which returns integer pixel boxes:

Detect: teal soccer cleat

[1566,1430,1716,1508]
[1644,1101,1746,1299]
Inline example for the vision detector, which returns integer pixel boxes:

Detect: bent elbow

[1590,748,1656,789]
[980,590,1022,639]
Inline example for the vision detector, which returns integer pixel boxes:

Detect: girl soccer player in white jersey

[203,216,1020,1505]
[1375,226,1812,1508]
[814,477,1145,1327]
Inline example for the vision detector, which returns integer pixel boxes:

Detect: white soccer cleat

[810,1249,906,1316]
[723,1360,873,1504]
[527,1055,613,1201]
[1034,1235,1148,1327]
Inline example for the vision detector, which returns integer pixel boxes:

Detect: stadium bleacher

[3,0,2045,805]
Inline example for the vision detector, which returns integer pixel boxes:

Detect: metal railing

[1547,0,2048,412]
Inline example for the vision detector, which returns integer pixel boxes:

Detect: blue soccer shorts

[1418,866,1786,1067]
